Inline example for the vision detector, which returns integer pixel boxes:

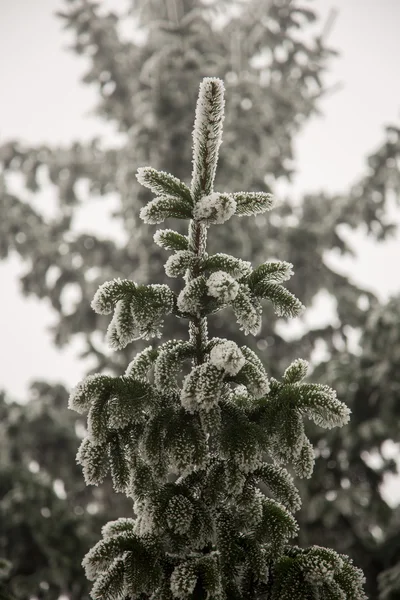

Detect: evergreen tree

[69,77,366,600]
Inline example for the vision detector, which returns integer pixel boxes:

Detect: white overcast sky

[0,0,400,403]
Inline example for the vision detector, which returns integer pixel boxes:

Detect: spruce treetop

[69,77,366,599]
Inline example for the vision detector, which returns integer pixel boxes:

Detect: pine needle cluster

[69,78,367,600]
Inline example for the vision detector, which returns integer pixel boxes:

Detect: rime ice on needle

[209,340,245,376]
[206,271,239,303]
[69,77,367,600]
[191,77,225,200]
[193,192,236,224]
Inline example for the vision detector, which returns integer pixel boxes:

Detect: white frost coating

[177,277,205,314]
[170,562,198,599]
[239,489,264,530]
[101,517,135,539]
[193,192,236,224]
[249,375,270,398]
[105,311,124,350]
[208,254,252,279]
[225,469,247,497]
[206,271,239,303]
[191,77,225,197]
[302,560,334,583]
[283,358,309,383]
[153,228,188,251]
[298,549,344,584]
[68,373,106,413]
[292,436,315,479]
[91,278,129,315]
[140,196,186,225]
[105,302,140,350]
[232,287,262,335]
[165,495,194,534]
[133,498,155,536]
[114,298,137,347]
[139,198,166,224]
[164,250,194,278]
[76,437,107,487]
[230,384,252,406]
[153,229,166,246]
[299,386,351,429]
[136,166,189,200]
[136,166,151,186]
[264,261,294,283]
[180,363,223,413]
[125,346,155,379]
[234,448,264,474]
[180,373,198,413]
[91,282,114,315]
[209,340,245,376]
[168,423,208,476]
[233,191,277,217]
[103,284,174,348]
[194,192,219,218]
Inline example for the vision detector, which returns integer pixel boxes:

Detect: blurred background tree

[1,0,400,598]
[0,382,132,599]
